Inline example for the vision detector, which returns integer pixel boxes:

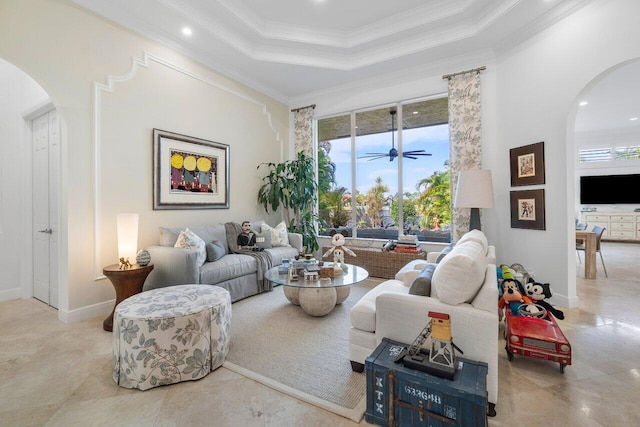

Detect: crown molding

[292,49,496,116]
[216,0,472,49]
[120,0,517,70]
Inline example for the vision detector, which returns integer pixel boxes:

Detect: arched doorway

[0,58,60,308]
[569,58,640,280]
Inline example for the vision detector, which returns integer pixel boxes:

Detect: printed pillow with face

[174,228,207,266]
[262,221,290,247]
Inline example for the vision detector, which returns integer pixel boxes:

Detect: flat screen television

[580,174,640,204]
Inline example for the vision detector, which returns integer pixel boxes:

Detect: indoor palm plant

[257,151,319,252]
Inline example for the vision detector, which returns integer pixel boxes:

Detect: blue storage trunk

[365,338,488,427]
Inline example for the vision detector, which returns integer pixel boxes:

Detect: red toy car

[504,304,571,373]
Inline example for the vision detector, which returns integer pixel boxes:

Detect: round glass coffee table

[265,263,369,316]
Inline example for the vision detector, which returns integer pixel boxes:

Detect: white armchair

[348,230,499,413]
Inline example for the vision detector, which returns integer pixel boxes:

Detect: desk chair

[576,225,607,277]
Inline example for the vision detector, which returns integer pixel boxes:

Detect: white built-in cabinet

[580,211,640,241]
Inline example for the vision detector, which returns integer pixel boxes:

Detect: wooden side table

[102,263,154,332]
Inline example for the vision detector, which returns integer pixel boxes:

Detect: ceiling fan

[358,109,432,161]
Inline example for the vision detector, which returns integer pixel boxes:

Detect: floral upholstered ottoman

[112,285,231,390]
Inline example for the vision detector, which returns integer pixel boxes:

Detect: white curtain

[448,72,482,242]
[294,106,315,157]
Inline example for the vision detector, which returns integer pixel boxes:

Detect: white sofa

[348,230,499,412]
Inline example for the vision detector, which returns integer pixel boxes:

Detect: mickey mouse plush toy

[524,279,565,320]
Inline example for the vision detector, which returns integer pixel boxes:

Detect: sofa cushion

[255,232,272,249]
[199,253,257,284]
[159,225,228,253]
[409,264,435,296]
[431,240,486,305]
[435,244,454,263]
[262,221,290,247]
[206,240,226,262]
[174,228,206,266]
[264,246,299,266]
[159,227,181,246]
[472,264,499,314]
[350,280,408,332]
[249,220,265,234]
[457,229,488,253]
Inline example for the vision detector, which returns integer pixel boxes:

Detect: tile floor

[0,242,638,426]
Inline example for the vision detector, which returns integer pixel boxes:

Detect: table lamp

[454,169,494,231]
[117,213,139,263]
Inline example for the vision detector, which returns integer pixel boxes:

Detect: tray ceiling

[72,0,592,103]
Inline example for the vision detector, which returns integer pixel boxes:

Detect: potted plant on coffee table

[257,151,320,252]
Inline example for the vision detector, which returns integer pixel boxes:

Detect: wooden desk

[576,230,596,279]
[102,263,154,331]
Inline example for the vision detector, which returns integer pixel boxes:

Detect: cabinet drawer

[585,214,609,222]
[610,222,634,230]
[610,215,634,222]
[610,230,634,238]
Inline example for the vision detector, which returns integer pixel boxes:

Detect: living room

[1,0,640,425]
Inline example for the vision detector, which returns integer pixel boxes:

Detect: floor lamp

[454,170,494,231]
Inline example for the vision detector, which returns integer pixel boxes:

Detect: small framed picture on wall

[510,189,546,230]
[510,142,545,186]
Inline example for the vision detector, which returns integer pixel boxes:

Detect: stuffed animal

[499,279,534,315]
[524,279,565,320]
[322,233,356,265]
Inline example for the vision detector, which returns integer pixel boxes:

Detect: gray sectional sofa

[142,220,302,302]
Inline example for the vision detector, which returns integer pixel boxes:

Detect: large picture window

[317,97,451,242]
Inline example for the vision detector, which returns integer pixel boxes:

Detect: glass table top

[264,263,369,288]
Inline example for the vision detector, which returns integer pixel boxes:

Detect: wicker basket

[322,246,426,279]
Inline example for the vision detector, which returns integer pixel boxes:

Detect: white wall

[0,58,49,302]
[296,0,640,308]
[495,0,640,307]
[0,0,289,320]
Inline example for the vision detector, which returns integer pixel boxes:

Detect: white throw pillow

[174,228,207,266]
[431,240,486,305]
[262,221,290,247]
[456,229,488,253]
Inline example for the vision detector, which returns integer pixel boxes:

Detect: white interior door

[31,109,58,308]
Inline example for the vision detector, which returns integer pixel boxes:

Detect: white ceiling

[72,0,593,104]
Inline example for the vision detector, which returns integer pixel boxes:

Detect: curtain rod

[442,66,486,80]
[291,104,316,113]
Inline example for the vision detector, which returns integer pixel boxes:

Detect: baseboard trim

[58,299,114,324]
[0,288,21,303]
[552,294,579,309]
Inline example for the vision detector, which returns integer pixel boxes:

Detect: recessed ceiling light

[630,117,638,121]
[182,27,192,36]
[412,111,419,115]
[579,101,588,106]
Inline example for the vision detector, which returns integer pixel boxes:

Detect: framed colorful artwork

[153,129,229,209]
[510,189,545,230]
[510,142,545,186]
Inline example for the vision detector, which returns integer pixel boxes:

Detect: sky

[326,124,450,196]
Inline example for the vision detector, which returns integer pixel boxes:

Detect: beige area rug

[223,279,380,422]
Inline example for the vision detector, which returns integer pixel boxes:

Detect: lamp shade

[117,213,139,262]
[454,169,495,209]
